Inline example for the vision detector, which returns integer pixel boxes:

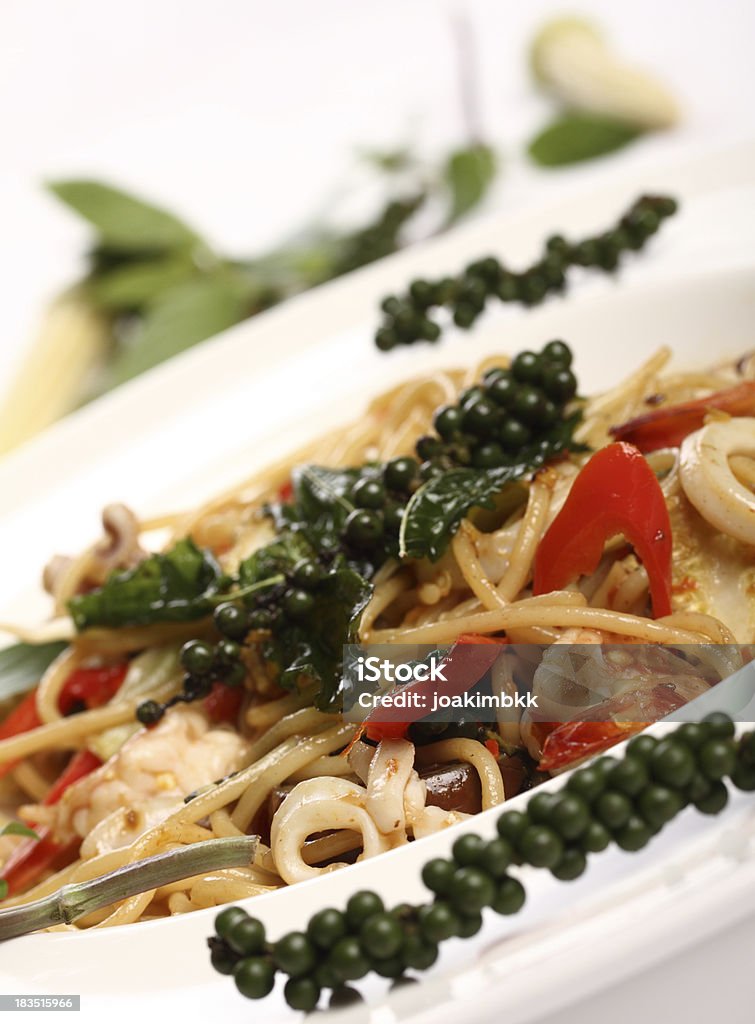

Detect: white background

[0,2,753,1021]
[1,0,754,396]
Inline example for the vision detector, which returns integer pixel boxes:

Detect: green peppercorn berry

[685,771,712,804]
[214,602,249,640]
[215,905,249,941]
[329,937,370,982]
[381,295,402,316]
[313,962,341,990]
[345,890,384,928]
[284,977,320,1012]
[248,607,274,630]
[615,815,652,852]
[431,404,462,440]
[454,303,479,329]
[694,780,729,815]
[511,351,543,384]
[307,907,347,949]
[274,932,317,978]
[210,945,237,975]
[227,916,267,956]
[519,825,564,868]
[180,639,216,676]
[566,765,606,803]
[740,732,755,767]
[626,734,657,762]
[702,712,735,740]
[409,279,435,308]
[344,509,383,549]
[699,739,737,781]
[421,857,455,895]
[497,274,519,302]
[352,477,386,510]
[384,456,418,491]
[542,339,573,367]
[606,756,649,797]
[373,955,405,979]
[472,442,505,468]
[449,867,495,914]
[637,784,683,828]
[376,327,398,352]
[542,367,577,406]
[594,791,633,830]
[676,722,709,749]
[552,847,587,881]
[526,791,557,824]
[456,910,484,938]
[573,239,599,266]
[483,366,508,385]
[401,934,439,971]
[491,875,526,915]
[234,957,276,1000]
[419,318,442,342]
[136,699,163,726]
[486,374,516,408]
[360,912,404,959]
[384,502,406,533]
[497,809,529,844]
[731,761,755,791]
[579,820,611,853]
[520,272,547,305]
[511,386,548,427]
[452,833,486,866]
[216,638,241,665]
[416,435,445,460]
[550,792,590,840]
[650,739,695,788]
[419,901,459,943]
[499,418,531,451]
[463,398,500,438]
[291,559,324,590]
[480,837,514,878]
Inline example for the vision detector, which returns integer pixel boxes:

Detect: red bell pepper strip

[57,663,129,716]
[1,749,102,897]
[538,720,642,773]
[0,663,127,780]
[532,442,673,618]
[610,380,755,453]
[362,634,508,744]
[203,682,244,724]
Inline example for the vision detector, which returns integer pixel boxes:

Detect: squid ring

[679,418,755,545]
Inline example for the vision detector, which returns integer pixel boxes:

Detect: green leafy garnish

[444,143,497,224]
[108,272,253,385]
[0,641,68,703]
[400,467,531,561]
[68,539,224,630]
[0,822,39,840]
[528,112,641,167]
[48,180,200,252]
[239,534,371,710]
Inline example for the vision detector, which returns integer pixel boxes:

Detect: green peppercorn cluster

[208,712,754,1011]
[420,339,577,471]
[375,195,678,351]
[135,561,335,725]
[334,195,425,277]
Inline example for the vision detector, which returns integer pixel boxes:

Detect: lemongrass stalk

[0,835,257,941]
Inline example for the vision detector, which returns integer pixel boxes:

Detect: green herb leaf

[87,256,198,312]
[48,180,201,251]
[528,113,641,167]
[443,144,497,224]
[239,532,371,710]
[107,272,251,385]
[68,539,224,630]
[0,641,68,703]
[400,466,533,562]
[1,821,40,840]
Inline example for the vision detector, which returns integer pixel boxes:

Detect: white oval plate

[1,141,755,1022]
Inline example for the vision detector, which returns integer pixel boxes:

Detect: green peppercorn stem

[374,195,678,351]
[207,715,754,1012]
